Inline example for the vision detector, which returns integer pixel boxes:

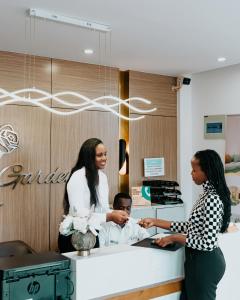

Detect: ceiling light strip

[28,8,111,32]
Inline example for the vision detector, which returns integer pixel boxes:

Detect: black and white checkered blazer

[170,181,224,251]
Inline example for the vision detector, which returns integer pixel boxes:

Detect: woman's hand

[138,218,156,228]
[139,218,171,230]
[154,236,174,247]
[107,210,129,225]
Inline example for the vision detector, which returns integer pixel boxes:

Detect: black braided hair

[194,149,231,232]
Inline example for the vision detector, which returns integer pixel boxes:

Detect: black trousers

[58,233,99,253]
[180,247,226,300]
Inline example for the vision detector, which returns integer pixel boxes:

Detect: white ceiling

[1,0,240,76]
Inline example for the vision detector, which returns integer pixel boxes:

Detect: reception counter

[217,227,240,300]
[64,244,184,300]
[63,228,240,300]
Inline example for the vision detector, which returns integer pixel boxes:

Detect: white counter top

[64,244,184,300]
[217,228,240,300]
[132,204,184,210]
[63,227,240,300]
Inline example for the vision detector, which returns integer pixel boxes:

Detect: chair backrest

[0,240,36,257]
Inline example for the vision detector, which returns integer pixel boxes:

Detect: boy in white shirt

[99,193,149,247]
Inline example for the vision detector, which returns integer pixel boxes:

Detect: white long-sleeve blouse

[67,167,110,224]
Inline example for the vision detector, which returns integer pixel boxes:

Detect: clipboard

[132,238,183,251]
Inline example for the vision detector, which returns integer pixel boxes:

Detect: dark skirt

[58,233,99,253]
[180,247,226,300]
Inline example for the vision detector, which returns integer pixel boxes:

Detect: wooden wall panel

[0,51,51,105]
[50,111,119,250]
[129,71,177,188]
[0,105,51,252]
[52,59,119,109]
[129,115,177,186]
[129,71,177,116]
[109,278,182,300]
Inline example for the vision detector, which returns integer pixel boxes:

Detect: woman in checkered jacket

[139,149,231,300]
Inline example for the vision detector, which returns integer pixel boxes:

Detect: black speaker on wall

[119,139,129,175]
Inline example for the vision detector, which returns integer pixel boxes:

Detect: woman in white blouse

[140,149,231,300]
[58,138,128,253]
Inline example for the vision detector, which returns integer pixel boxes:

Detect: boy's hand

[107,210,128,225]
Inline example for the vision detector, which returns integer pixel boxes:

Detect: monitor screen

[206,122,223,133]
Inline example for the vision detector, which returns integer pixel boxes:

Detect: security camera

[172,77,191,92]
[182,77,191,85]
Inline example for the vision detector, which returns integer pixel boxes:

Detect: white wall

[180,63,240,212]
[177,83,193,216]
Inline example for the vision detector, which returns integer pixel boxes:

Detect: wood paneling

[129,71,177,188]
[129,114,177,186]
[129,71,177,116]
[50,111,119,250]
[0,105,51,252]
[108,278,182,300]
[0,51,51,106]
[52,59,119,109]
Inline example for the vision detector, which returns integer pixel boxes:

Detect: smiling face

[95,143,107,169]
[191,158,207,185]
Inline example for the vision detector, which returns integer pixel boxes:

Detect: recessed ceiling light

[217,57,226,62]
[84,49,94,55]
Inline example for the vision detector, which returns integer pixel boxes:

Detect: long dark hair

[194,149,231,232]
[63,138,103,215]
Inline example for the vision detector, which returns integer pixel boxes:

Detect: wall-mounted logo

[0,165,70,189]
[0,124,19,158]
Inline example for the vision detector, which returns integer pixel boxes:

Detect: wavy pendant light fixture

[0,88,156,121]
[0,9,156,121]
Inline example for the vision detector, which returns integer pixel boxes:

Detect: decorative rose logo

[0,124,19,156]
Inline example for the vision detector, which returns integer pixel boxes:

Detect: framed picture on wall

[204,115,226,139]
